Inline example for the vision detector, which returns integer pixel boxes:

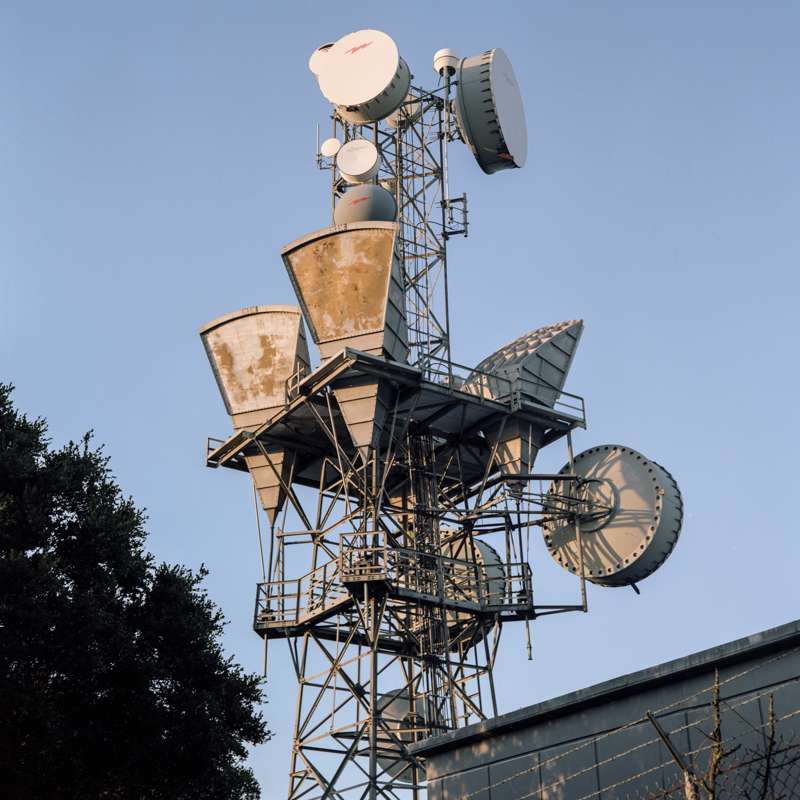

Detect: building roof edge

[410,618,800,757]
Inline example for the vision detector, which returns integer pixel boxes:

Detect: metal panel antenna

[199,28,685,800]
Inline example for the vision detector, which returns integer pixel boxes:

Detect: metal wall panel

[418,622,800,800]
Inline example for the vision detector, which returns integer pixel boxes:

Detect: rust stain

[211,340,249,408]
[206,311,304,415]
[251,333,293,402]
[288,228,394,342]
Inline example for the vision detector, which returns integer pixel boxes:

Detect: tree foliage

[0,384,268,799]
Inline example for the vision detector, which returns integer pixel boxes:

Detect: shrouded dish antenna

[308,42,334,75]
[376,690,426,780]
[385,94,422,129]
[543,445,683,587]
[455,48,528,174]
[333,184,397,225]
[336,138,380,183]
[319,137,342,158]
[312,29,411,124]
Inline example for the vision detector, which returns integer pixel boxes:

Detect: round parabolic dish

[455,48,528,174]
[308,42,334,75]
[319,137,342,158]
[376,690,425,780]
[542,445,683,587]
[333,184,397,225]
[440,536,505,648]
[336,138,380,183]
[316,29,410,123]
[385,94,422,129]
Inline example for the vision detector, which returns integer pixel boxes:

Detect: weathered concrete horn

[281,222,407,455]
[281,222,408,363]
[200,305,311,523]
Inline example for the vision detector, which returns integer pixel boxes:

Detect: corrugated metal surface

[412,620,800,800]
[469,320,583,408]
[468,321,583,478]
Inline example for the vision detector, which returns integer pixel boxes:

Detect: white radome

[308,42,334,76]
[455,48,528,174]
[319,137,342,158]
[332,184,397,225]
[311,29,411,123]
[336,138,380,184]
[432,47,459,76]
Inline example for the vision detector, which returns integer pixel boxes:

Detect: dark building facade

[410,620,800,799]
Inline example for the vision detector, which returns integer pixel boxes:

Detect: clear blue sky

[3,1,799,793]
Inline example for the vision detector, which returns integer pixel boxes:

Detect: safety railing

[338,534,533,614]
[495,561,534,610]
[279,351,585,425]
[424,355,586,424]
[284,363,309,405]
[255,535,535,631]
[254,556,348,629]
[206,437,226,460]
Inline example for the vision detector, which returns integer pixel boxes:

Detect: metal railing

[425,355,586,424]
[339,534,533,614]
[284,363,309,404]
[206,437,225,458]
[255,536,535,631]
[254,556,347,628]
[280,350,585,424]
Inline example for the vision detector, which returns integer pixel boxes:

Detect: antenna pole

[439,79,454,375]
[567,430,588,612]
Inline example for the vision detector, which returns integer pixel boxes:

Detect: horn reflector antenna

[200,306,310,523]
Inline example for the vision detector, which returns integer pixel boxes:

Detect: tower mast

[199,28,683,799]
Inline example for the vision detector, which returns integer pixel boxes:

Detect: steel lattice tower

[200,29,683,800]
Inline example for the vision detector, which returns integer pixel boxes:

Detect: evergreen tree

[0,384,268,799]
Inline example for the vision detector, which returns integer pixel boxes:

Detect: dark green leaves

[0,384,268,799]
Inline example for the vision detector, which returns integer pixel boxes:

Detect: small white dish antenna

[313,29,411,123]
[319,137,342,158]
[385,94,422,129]
[336,138,380,184]
[455,48,528,174]
[308,42,334,76]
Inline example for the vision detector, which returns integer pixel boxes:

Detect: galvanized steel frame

[321,80,466,376]
[207,351,592,798]
[200,67,595,799]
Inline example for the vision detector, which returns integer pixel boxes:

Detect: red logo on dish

[349,197,370,206]
[345,42,373,55]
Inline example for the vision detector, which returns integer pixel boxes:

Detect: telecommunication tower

[200,29,684,799]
